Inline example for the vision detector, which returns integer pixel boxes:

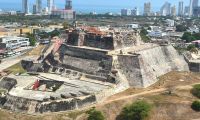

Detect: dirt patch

[25,45,46,56]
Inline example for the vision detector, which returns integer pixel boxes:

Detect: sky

[0,0,192,13]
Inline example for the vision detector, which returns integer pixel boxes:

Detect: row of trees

[181,32,200,43]
[86,101,152,120]
[191,84,200,111]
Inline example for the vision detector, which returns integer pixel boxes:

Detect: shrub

[191,84,200,98]
[187,44,196,51]
[118,100,152,120]
[87,107,105,120]
[191,101,200,111]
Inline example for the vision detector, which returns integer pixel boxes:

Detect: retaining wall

[118,45,189,88]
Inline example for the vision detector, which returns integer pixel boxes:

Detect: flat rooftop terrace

[7,73,113,101]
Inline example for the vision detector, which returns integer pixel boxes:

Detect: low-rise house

[148,30,167,37]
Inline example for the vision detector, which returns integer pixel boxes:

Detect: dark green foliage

[87,108,105,120]
[191,101,200,111]
[181,32,196,43]
[140,28,148,35]
[39,32,49,39]
[140,28,150,43]
[49,30,60,38]
[191,84,200,98]
[147,27,151,30]
[176,25,188,32]
[38,30,60,39]
[187,44,197,51]
[117,101,152,120]
[26,33,36,46]
[193,33,200,40]
[182,32,200,43]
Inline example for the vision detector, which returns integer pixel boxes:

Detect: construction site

[0,27,190,114]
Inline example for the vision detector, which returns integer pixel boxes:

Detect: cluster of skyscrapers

[22,0,55,15]
[121,0,200,17]
[22,0,76,20]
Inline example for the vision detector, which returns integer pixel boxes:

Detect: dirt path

[98,83,200,107]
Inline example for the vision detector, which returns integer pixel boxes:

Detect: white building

[144,2,151,16]
[178,1,184,16]
[121,9,131,16]
[0,36,30,51]
[160,2,171,16]
[187,27,199,33]
[51,9,76,20]
[125,24,139,29]
[47,0,54,14]
[131,7,140,16]
[166,19,175,27]
[148,30,167,37]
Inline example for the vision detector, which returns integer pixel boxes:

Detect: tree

[176,25,188,32]
[140,28,150,43]
[87,107,105,120]
[187,44,198,53]
[140,28,148,35]
[191,101,200,111]
[26,33,36,46]
[117,101,152,120]
[63,21,69,29]
[49,30,60,38]
[191,84,200,98]
[193,33,200,40]
[181,32,196,43]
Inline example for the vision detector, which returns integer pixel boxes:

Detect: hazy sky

[0,0,192,13]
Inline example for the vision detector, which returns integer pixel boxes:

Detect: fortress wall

[188,62,200,72]
[59,44,110,60]
[3,95,39,114]
[118,55,144,87]
[183,52,200,72]
[3,94,96,113]
[36,95,96,113]
[59,45,113,77]
[118,45,189,88]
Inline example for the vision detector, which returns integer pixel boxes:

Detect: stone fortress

[0,26,189,114]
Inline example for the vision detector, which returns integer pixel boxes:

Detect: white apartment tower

[22,0,28,14]
[144,2,151,16]
[36,0,42,14]
[178,1,184,16]
[171,5,176,16]
[47,0,54,14]
[160,2,171,16]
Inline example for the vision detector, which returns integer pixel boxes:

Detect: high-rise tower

[193,0,199,8]
[22,0,28,14]
[47,0,54,14]
[144,2,151,16]
[160,2,171,16]
[65,0,72,10]
[36,0,42,14]
[178,1,184,16]
[171,5,176,16]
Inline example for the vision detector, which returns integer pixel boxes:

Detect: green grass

[5,62,26,74]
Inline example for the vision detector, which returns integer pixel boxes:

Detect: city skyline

[0,0,195,14]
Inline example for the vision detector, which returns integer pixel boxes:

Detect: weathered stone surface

[0,77,17,91]
[183,52,200,72]
[118,45,189,88]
